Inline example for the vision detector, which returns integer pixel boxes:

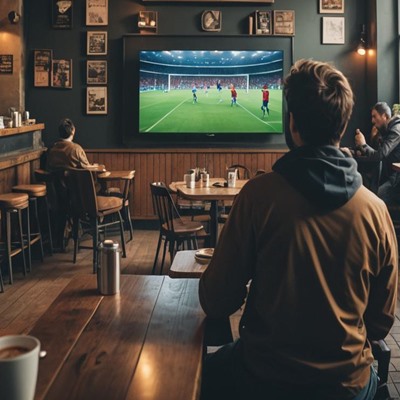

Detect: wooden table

[169,250,209,278]
[170,178,247,247]
[30,274,205,400]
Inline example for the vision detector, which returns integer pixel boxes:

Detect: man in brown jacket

[47,118,92,171]
[199,60,398,400]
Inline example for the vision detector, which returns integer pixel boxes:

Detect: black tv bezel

[122,34,292,148]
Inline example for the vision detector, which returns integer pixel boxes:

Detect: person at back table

[199,59,398,400]
[46,118,98,250]
[353,102,400,205]
[47,118,96,171]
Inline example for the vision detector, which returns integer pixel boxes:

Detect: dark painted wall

[24,0,375,149]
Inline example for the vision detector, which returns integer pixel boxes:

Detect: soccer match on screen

[139,50,284,134]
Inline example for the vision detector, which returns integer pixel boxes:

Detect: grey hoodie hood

[273,145,362,212]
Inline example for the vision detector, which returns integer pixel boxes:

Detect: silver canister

[97,240,121,295]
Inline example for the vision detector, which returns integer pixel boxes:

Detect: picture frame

[52,0,73,29]
[138,11,158,33]
[34,49,52,87]
[322,17,345,44]
[51,59,73,88]
[87,87,107,114]
[273,10,295,36]
[87,31,108,55]
[87,60,107,84]
[201,10,222,32]
[254,10,272,35]
[319,0,344,14]
[86,0,108,26]
[0,55,13,74]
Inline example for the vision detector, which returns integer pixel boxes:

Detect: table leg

[209,200,219,248]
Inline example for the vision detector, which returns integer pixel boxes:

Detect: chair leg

[117,211,127,258]
[31,198,44,262]
[124,205,134,242]
[0,265,3,293]
[159,238,169,275]
[43,196,54,255]
[5,211,12,284]
[72,216,79,264]
[17,209,27,276]
[93,218,99,274]
[152,233,163,275]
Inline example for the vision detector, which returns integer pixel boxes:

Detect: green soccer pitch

[139,88,283,134]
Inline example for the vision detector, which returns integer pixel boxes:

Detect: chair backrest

[66,169,98,218]
[150,182,181,232]
[228,164,251,180]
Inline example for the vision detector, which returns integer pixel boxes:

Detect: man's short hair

[58,118,75,139]
[373,102,392,119]
[284,59,354,146]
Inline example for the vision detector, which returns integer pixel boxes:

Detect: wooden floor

[1,226,400,398]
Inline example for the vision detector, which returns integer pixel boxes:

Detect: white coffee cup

[0,335,41,400]
[184,174,195,188]
[227,171,237,188]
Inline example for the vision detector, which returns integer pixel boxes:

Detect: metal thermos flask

[97,239,120,295]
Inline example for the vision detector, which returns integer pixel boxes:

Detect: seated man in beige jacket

[199,60,398,400]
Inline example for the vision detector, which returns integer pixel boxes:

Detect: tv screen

[139,50,283,135]
[123,35,291,148]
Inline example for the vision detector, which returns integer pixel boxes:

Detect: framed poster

[87,87,107,114]
[319,0,344,14]
[201,11,221,32]
[322,17,345,44]
[87,31,108,55]
[86,0,108,26]
[254,10,271,35]
[52,0,73,29]
[0,55,13,74]
[51,59,73,88]
[34,49,52,87]
[87,60,107,84]
[273,10,295,36]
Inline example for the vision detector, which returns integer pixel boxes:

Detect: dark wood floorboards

[1,227,400,398]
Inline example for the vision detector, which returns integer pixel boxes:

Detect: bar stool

[12,184,50,261]
[0,192,30,284]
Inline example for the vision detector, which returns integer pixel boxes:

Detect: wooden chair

[150,182,207,275]
[66,168,127,273]
[228,164,251,180]
[219,164,251,222]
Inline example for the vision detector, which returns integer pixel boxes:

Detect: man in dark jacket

[199,60,398,400]
[354,102,400,204]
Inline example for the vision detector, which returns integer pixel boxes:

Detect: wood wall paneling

[85,149,286,220]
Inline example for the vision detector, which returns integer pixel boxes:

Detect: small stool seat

[0,193,29,208]
[12,184,49,261]
[12,184,47,198]
[0,192,30,285]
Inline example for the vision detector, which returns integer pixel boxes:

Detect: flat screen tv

[123,35,291,148]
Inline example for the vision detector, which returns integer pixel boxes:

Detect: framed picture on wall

[87,86,107,114]
[87,60,107,84]
[322,17,345,44]
[319,0,344,14]
[52,0,73,29]
[87,31,108,55]
[34,49,52,87]
[273,10,295,36]
[254,10,271,35]
[51,59,73,88]
[86,0,108,26]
